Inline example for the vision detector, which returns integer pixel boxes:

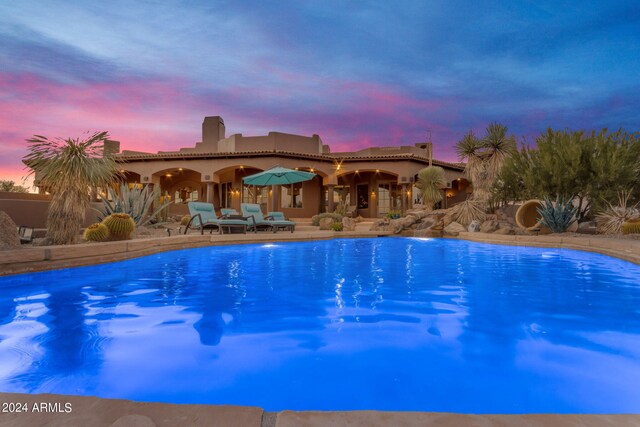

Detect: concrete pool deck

[0,393,639,426]
[1,228,638,276]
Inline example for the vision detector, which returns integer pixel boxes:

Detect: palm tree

[24,132,122,245]
[416,166,446,209]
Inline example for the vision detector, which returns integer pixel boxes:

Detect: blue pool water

[0,237,639,413]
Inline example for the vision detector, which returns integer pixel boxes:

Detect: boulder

[319,217,335,230]
[405,209,431,220]
[369,219,389,231]
[480,219,500,233]
[342,217,356,231]
[444,221,466,236]
[0,211,20,249]
[468,220,481,232]
[421,217,437,228]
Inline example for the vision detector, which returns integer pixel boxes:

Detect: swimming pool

[0,237,639,413]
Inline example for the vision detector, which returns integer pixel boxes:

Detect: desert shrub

[497,129,640,220]
[595,190,639,234]
[331,222,344,231]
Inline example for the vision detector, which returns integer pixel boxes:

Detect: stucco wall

[0,193,104,229]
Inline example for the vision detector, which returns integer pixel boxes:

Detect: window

[243,185,268,205]
[174,187,198,203]
[220,182,232,208]
[377,183,402,216]
[324,185,350,211]
[281,182,303,208]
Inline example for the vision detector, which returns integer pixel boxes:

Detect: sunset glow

[1,1,638,188]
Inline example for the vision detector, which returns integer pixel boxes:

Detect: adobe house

[110,116,468,218]
[24,116,468,220]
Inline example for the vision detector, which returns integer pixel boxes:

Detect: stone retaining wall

[1,231,637,276]
[0,231,394,276]
[456,232,640,265]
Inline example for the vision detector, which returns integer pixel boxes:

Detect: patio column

[401,184,407,212]
[206,183,214,204]
[327,184,335,213]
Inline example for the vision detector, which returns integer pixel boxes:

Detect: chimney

[202,116,225,149]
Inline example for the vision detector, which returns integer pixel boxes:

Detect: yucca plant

[450,199,486,226]
[96,183,171,226]
[482,123,517,182]
[455,124,516,204]
[595,190,639,234]
[416,166,446,209]
[536,195,578,233]
[24,131,122,245]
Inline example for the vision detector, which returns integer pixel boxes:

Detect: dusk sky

[1,1,639,187]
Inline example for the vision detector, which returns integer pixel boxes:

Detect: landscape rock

[494,226,516,235]
[369,219,389,231]
[468,220,481,232]
[342,217,356,231]
[319,217,335,230]
[405,209,431,220]
[421,217,437,228]
[480,219,500,233]
[444,221,466,236]
[0,211,20,249]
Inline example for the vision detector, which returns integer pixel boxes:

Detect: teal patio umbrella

[242,166,316,211]
[242,166,315,185]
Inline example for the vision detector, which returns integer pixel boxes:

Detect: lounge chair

[185,202,250,234]
[241,203,295,233]
[220,208,238,216]
[267,212,298,232]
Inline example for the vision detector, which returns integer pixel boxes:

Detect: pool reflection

[0,238,639,413]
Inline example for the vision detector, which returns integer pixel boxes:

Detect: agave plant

[96,183,172,226]
[536,195,578,233]
[416,166,446,209]
[595,190,640,234]
[24,131,122,245]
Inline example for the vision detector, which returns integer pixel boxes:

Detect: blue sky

[1,0,638,184]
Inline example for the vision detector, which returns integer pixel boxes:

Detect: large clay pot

[515,200,552,234]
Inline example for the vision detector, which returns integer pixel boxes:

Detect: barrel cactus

[180,215,191,226]
[102,213,136,240]
[83,222,109,242]
[622,219,640,235]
